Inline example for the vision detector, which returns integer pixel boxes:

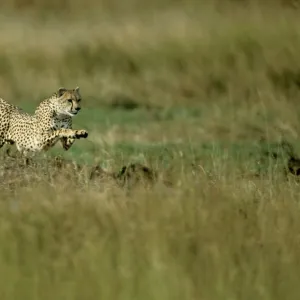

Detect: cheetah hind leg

[5,146,31,166]
[3,140,18,159]
[0,138,12,153]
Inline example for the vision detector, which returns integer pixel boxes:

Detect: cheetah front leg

[59,119,76,151]
[42,129,88,151]
[60,137,75,151]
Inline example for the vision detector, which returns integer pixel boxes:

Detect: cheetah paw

[75,130,88,139]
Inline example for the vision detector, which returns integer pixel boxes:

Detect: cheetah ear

[75,86,80,92]
[58,87,67,97]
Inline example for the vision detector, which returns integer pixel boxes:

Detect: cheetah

[0,87,88,156]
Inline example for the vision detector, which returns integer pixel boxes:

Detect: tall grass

[1,159,300,300]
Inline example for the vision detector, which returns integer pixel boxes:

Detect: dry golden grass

[2,151,300,299]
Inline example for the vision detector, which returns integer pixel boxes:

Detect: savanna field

[3,0,300,299]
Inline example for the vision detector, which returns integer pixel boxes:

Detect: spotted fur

[0,87,88,156]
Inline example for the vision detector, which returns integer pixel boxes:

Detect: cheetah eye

[68,99,73,103]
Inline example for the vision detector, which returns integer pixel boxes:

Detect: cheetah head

[54,87,82,117]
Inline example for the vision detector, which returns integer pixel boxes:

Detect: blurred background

[0,0,299,106]
[1,0,300,147]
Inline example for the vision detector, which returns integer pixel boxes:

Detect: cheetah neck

[34,97,73,122]
[34,98,57,119]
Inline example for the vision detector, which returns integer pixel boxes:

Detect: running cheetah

[0,87,88,156]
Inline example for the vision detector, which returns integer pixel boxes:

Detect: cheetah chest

[52,119,69,130]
